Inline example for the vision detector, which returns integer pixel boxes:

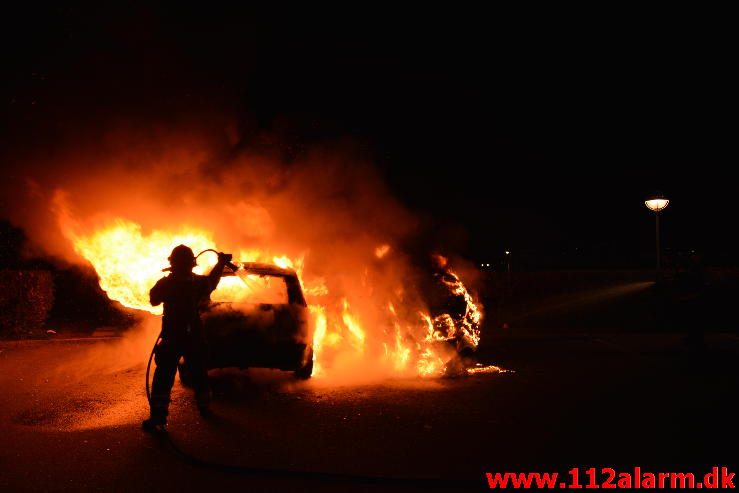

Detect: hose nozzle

[218,252,238,272]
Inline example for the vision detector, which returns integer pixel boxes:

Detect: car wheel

[178,361,194,387]
[294,347,314,379]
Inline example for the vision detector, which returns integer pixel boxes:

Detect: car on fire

[424,263,482,356]
[178,261,314,384]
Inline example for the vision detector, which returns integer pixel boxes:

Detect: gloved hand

[217,252,233,264]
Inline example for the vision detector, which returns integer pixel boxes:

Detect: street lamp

[645,192,669,278]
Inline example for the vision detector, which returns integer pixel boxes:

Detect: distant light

[645,198,669,212]
[504,251,510,255]
[480,263,484,267]
[486,263,490,267]
[645,192,669,212]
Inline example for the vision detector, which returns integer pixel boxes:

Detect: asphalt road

[1,328,737,492]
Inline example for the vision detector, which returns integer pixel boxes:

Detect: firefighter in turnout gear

[142,245,231,433]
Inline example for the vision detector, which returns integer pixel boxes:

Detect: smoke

[50,314,160,385]
[4,118,415,262]
[2,116,481,382]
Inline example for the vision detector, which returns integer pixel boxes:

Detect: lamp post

[645,192,669,278]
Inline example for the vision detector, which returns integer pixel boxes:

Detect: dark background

[1,5,735,269]
[0,11,737,488]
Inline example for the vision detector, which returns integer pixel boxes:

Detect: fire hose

[193,248,239,272]
[144,331,160,406]
[143,250,480,489]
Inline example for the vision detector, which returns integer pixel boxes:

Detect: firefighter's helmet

[168,244,196,269]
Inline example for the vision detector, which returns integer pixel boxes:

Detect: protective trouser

[149,335,210,423]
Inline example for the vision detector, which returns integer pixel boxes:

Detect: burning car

[66,218,486,378]
[423,255,482,353]
[178,261,314,383]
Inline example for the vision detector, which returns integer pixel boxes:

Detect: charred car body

[179,262,314,383]
[427,268,481,355]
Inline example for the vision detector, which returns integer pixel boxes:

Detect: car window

[211,273,289,304]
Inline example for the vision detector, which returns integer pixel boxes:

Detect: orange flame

[63,218,483,378]
[374,244,391,259]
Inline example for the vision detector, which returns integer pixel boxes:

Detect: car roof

[235,262,299,279]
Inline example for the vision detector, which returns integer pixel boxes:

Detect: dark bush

[0,270,54,337]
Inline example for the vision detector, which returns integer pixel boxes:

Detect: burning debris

[425,254,482,353]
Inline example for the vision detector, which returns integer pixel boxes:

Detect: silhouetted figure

[142,245,230,433]
[681,251,706,351]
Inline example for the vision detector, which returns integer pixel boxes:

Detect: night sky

[1,5,735,268]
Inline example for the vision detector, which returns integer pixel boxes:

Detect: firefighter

[142,244,231,433]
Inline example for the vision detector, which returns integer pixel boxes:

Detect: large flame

[64,218,483,378]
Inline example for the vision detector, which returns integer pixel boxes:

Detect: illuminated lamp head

[645,191,669,212]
